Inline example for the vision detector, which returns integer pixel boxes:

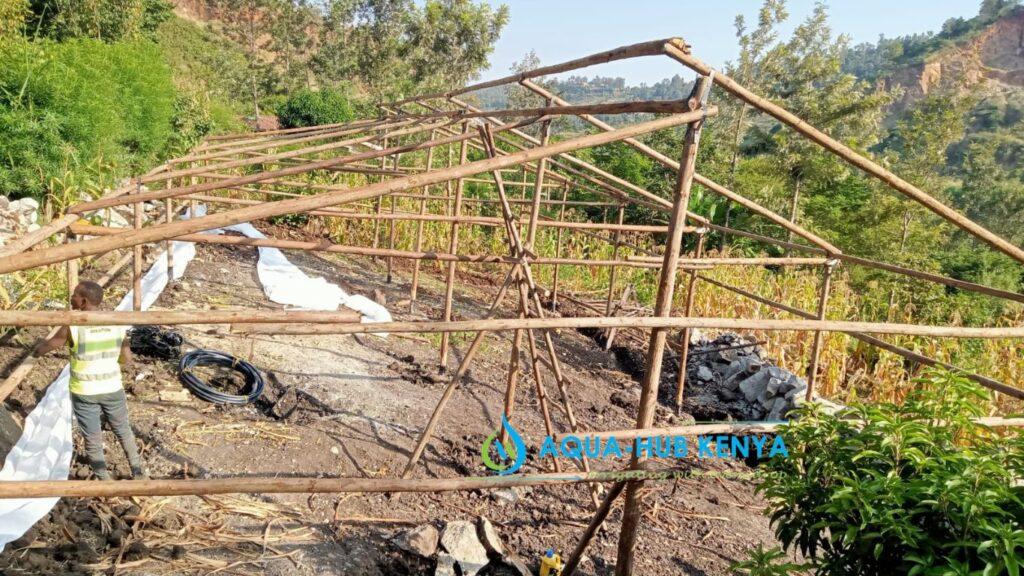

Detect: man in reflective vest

[35,281,146,480]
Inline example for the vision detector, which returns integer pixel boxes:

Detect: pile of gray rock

[0,196,40,246]
[393,516,531,576]
[683,333,808,421]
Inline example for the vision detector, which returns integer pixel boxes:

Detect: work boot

[91,462,110,481]
[130,464,149,480]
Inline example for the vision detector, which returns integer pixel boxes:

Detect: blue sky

[477,0,981,85]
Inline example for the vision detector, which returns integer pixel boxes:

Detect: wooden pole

[604,204,626,318]
[132,184,143,311]
[165,165,175,277]
[402,268,518,477]
[563,481,628,576]
[66,234,78,303]
[518,77,842,255]
[388,38,674,106]
[0,470,647,500]
[439,123,471,368]
[409,131,437,310]
[664,39,1024,265]
[806,261,836,399]
[386,153,402,282]
[550,182,571,310]
[615,77,710,576]
[674,231,706,413]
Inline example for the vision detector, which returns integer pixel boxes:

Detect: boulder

[435,552,458,576]
[476,517,503,557]
[440,521,489,576]
[766,377,785,396]
[394,524,439,558]
[739,371,770,402]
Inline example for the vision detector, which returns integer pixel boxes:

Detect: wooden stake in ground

[806,260,836,399]
[409,130,437,311]
[439,123,471,369]
[615,77,710,576]
[674,230,706,413]
[132,184,143,311]
[549,182,571,310]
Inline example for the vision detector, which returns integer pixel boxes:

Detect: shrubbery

[0,36,176,200]
[276,88,357,128]
[755,369,1024,575]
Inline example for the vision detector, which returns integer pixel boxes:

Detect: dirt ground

[0,223,789,575]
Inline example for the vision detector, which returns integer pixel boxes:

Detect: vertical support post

[372,137,389,254]
[805,260,835,400]
[615,78,710,576]
[165,164,175,279]
[386,152,402,283]
[66,234,78,303]
[409,131,437,311]
[132,181,143,311]
[550,182,570,310]
[500,325,523,445]
[439,123,470,369]
[674,230,707,413]
[602,204,627,349]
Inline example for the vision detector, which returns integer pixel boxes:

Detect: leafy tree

[209,0,278,119]
[757,2,892,246]
[269,0,317,92]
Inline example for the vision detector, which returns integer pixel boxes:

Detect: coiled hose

[178,350,264,405]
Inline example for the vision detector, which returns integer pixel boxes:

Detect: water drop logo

[481,416,526,475]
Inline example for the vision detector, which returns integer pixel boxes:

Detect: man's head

[71,281,104,311]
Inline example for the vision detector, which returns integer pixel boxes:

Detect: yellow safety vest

[69,325,128,396]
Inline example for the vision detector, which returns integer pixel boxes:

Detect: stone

[767,397,789,421]
[476,517,503,557]
[696,366,714,382]
[435,552,457,576]
[717,387,738,401]
[739,371,770,402]
[440,521,489,576]
[766,377,785,396]
[395,524,439,558]
[490,488,520,506]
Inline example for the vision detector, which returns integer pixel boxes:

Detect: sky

[477,0,981,85]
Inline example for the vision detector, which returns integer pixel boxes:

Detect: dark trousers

[70,390,141,480]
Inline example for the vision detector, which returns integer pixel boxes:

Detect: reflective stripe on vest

[69,325,127,396]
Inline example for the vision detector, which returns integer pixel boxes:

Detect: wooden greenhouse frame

[1,38,1023,575]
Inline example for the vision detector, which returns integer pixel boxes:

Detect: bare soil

[0,223,788,575]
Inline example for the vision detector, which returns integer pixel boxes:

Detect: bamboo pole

[371,137,389,255]
[675,231,706,413]
[402,99,703,121]
[616,77,710,576]
[664,39,1024,265]
[806,261,836,399]
[439,124,471,368]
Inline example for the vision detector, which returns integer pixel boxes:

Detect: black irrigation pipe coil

[178,350,265,405]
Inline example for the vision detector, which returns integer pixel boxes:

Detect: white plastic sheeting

[0,208,391,547]
[217,220,392,324]
[0,240,197,547]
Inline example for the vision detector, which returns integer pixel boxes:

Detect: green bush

[277,88,355,128]
[0,36,175,200]
[758,369,1024,575]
